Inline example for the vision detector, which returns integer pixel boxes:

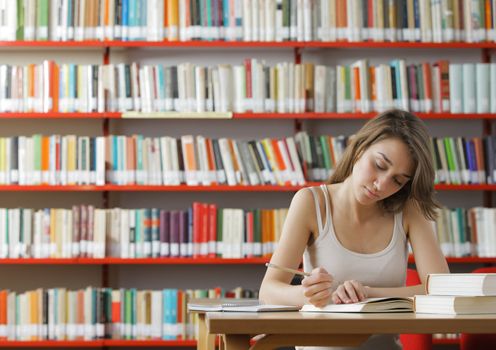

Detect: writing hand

[331,280,368,304]
[301,267,334,308]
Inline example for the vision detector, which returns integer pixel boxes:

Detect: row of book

[4,59,496,114]
[0,133,494,186]
[337,60,496,114]
[0,133,316,186]
[3,0,496,43]
[0,204,287,259]
[0,286,258,341]
[431,136,496,185]
[1,203,496,259]
[436,207,496,258]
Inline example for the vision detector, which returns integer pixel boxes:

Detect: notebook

[188,298,299,312]
[300,297,414,313]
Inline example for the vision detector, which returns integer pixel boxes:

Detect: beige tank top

[300,184,409,350]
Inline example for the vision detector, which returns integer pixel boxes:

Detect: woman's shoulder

[402,199,429,233]
[293,183,340,214]
[293,186,318,204]
[292,185,329,213]
[295,184,336,201]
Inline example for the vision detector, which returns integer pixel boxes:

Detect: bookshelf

[0,45,493,349]
[1,2,495,349]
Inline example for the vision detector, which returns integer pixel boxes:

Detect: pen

[265,262,312,277]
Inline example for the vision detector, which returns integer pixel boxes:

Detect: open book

[300,297,414,313]
[188,298,299,312]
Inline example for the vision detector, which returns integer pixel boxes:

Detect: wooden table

[201,311,496,350]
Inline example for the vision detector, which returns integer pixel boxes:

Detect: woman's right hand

[301,267,334,308]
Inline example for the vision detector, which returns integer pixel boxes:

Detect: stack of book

[414,273,496,315]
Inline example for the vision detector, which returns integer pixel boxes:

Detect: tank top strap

[393,210,407,244]
[307,186,324,234]
[319,184,331,233]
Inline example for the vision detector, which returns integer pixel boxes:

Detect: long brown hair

[329,109,439,220]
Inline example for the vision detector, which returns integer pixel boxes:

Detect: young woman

[259,109,449,349]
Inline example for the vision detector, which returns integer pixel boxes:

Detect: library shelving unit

[2,39,495,349]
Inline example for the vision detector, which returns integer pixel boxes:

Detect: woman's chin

[356,187,379,205]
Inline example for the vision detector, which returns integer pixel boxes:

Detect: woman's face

[351,138,415,205]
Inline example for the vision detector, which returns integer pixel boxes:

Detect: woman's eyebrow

[378,152,411,178]
[378,152,393,165]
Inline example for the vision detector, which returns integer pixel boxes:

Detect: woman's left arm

[365,201,450,298]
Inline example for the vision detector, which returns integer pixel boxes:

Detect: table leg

[223,334,251,350]
[198,313,216,350]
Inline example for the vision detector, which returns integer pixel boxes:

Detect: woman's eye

[394,178,403,186]
[375,162,386,170]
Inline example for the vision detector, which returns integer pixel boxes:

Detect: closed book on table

[426,273,496,296]
[414,295,496,315]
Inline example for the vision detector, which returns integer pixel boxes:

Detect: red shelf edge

[104,340,197,347]
[0,338,466,348]
[0,112,121,119]
[0,112,495,120]
[2,40,496,49]
[408,256,496,263]
[233,112,496,120]
[1,256,495,265]
[0,340,104,348]
[81,257,270,265]
[0,184,308,191]
[0,183,493,191]
[434,184,496,191]
[0,257,270,265]
[0,340,197,347]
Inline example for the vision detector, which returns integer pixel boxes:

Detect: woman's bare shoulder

[292,186,317,207]
[290,187,323,228]
[402,199,428,233]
